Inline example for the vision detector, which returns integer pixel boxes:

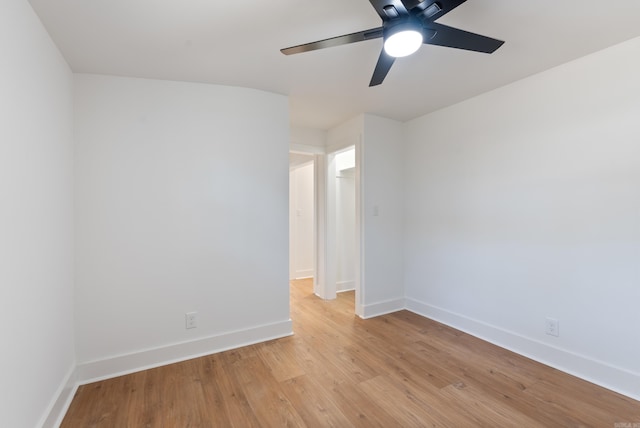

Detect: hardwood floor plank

[255,339,306,382]
[61,278,640,427]
[525,377,640,426]
[439,382,546,427]
[331,382,405,428]
[225,353,307,427]
[207,353,263,428]
[279,375,352,427]
[191,357,232,428]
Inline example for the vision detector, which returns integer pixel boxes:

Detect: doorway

[289,154,315,281]
[289,141,361,317]
[333,147,356,294]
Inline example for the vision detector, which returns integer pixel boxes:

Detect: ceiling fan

[281,0,504,86]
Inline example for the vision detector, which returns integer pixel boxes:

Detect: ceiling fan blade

[369,0,410,21]
[281,27,383,55]
[423,22,504,53]
[369,49,396,86]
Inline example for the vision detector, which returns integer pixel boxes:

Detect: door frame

[290,135,363,317]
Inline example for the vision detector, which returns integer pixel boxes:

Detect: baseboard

[336,280,355,293]
[294,269,314,279]
[76,320,293,384]
[360,297,404,319]
[405,297,640,401]
[37,364,78,428]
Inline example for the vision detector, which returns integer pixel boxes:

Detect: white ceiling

[28,0,640,130]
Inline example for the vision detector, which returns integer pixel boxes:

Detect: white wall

[0,1,75,427]
[74,74,291,379]
[361,115,405,316]
[290,162,315,279]
[404,37,640,399]
[324,115,405,316]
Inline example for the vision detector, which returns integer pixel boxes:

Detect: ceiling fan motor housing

[382,15,423,39]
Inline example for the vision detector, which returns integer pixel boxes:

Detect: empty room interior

[3,0,640,426]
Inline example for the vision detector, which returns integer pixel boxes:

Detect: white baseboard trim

[293,269,314,280]
[355,302,364,318]
[336,280,355,293]
[360,297,405,319]
[405,297,640,401]
[38,364,78,428]
[76,320,293,385]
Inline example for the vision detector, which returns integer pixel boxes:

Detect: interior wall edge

[290,143,325,155]
[359,297,405,320]
[37,364,78,428]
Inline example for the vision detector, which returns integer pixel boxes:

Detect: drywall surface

[361,114,405,314]
[323,114,405,315]
[0,0,75,426]
[404,37,640,398]
[74,75,290,371]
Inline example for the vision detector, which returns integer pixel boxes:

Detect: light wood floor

[62,278,640,427]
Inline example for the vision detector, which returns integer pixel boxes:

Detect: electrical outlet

[185,312,197,329]
[545,317,559,337]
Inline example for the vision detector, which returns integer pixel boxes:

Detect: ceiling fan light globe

[383,30,423,57]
